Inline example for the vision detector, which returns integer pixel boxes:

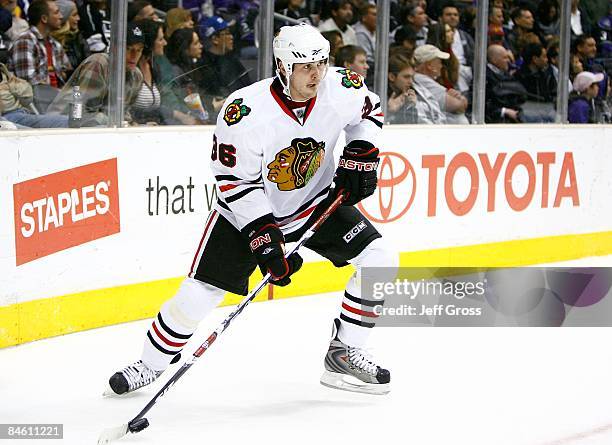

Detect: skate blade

[320,370,390,395]
[102,382,129,398]
[97,423,128,444]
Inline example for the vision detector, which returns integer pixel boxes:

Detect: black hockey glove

[333,140,379,206]
[241,215,303,287]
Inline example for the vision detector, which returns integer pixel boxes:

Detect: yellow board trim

[2,231,611,348]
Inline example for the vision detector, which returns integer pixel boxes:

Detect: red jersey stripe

[219,184,238,192]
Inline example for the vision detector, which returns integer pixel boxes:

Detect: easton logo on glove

[337,158,378,171]
[333,141,380,206]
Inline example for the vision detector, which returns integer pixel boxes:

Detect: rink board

[1,125,611,347]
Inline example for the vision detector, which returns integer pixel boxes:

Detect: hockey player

[107,23,398,396]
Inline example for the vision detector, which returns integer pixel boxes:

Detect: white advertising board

[1,125,610,308]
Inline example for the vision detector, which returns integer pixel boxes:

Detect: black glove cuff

[344,140,379,160]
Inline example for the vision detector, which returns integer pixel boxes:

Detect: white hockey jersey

[211,67,383,235]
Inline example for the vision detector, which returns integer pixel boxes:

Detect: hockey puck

[128,418,149,433]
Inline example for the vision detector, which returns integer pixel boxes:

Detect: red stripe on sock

[152,321,187,348]
[342,302,378,318]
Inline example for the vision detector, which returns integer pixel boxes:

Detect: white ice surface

[2,256,612,445]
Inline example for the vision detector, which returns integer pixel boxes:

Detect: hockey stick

[97,193,345,444]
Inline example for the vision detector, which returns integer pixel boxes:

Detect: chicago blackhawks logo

[267,138,326,191]
[337,68,364,89]
[223,98,251,126]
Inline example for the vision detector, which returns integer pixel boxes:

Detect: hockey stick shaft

[127,193,345,430]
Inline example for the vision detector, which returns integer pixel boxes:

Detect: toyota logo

[358,152,416,223]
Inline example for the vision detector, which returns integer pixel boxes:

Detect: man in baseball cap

[412,44,468,124]
[414,44,450,65]
[47,21,145,124]
[124,22,145,70]
[198,14,250,99]
[199,15,231,40]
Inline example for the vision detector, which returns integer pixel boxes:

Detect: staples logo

[13,159,120,265]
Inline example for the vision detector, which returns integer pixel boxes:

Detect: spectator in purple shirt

[568,71,604,123]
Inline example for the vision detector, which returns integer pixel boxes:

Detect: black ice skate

[320,319,390,395]
[104,360,162,396]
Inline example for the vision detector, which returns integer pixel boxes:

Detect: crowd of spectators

[1,0,611,129]
[386,0,611,123]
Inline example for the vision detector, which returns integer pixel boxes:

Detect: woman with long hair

[134,23,202,126]
[51,0,90,79]
[426,22,459,89]
[163,28,212,124]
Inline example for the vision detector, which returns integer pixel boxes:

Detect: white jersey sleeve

[344,87,383,144]
[327,68,384,146]
[210,95,272,230]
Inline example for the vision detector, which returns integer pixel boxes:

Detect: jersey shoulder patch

[223,98,251,126]
[336,68,364,90]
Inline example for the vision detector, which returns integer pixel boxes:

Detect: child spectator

[568,71,604,123]
[335,44,369,81]
[386,52,418,124]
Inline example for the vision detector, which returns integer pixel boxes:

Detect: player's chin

[305,84,320,96]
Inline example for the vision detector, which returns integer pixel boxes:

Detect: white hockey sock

[338,277,378,348]
[338,238,398,348]
[142,277,225,371]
